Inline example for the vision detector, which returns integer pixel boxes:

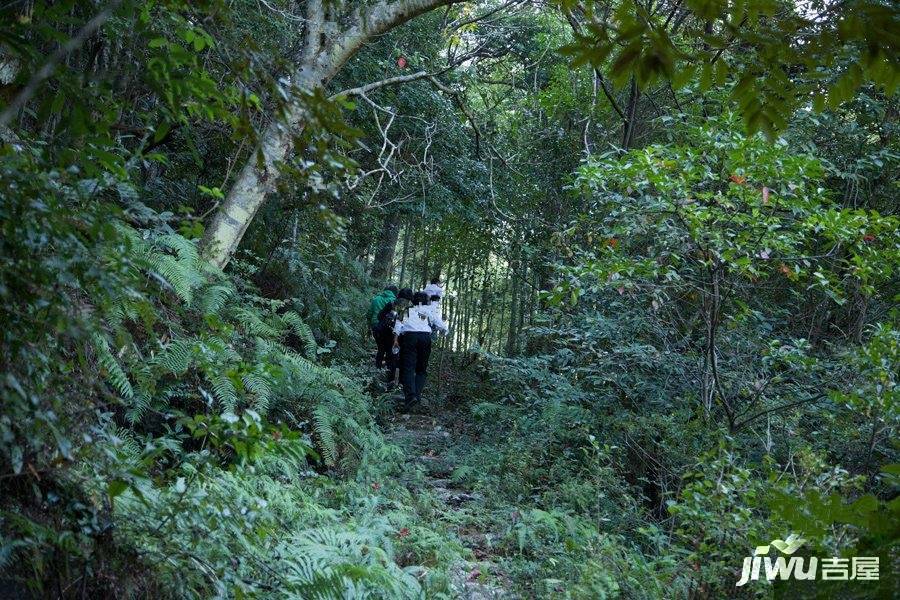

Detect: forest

[0,0,898,598]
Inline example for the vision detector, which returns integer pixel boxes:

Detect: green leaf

[153,121,172,143]
[108,479,128,498]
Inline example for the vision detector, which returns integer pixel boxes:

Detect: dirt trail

[386,409,512,599]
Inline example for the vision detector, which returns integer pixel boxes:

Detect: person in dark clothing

[368,285,398,368]
[385,288,414,385]
[396,287,414,307]
[376,300,399,376]
[392,291,447,408]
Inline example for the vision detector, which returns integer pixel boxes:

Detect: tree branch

[0,0,124,130]
[562,11,626,122]
[428,75,481,158]
[302,0,326,64]
[448,0,525,30]
[330,0,469,74]
[331,70,433,99]
[596,70,626,120]
[733,393,826,431]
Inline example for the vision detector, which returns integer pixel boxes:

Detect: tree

[552,119,899,430]
[200,0,469,268]
[559,0,899,135]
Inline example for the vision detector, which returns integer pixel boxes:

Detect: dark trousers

[399,332,432,405]
[385,343,399,383]
[372,324,392,369]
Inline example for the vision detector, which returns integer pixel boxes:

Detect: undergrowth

[0,154,462,598]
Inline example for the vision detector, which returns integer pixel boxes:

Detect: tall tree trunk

[505,246,521,356]
[398,222,411,287]
[462,265,472,348]
[199,0,464,269]
[515,265,527,355]
[453,263,464,348]
[477,255,490,345]
[442,259,454,346]
[497,270,510,354]
[621,76,640,150]
[370,210,402,281]
[420,224,430,289]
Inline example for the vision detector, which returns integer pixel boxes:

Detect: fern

[243,370,274,413]
[280,528,421,599]
[210,374,238,411]
[154,337,195,375]
[195,282,234,315]
[92,333,134,399]
[111,427,142,459]
[282,311,318,359]
[230,306,281,338]
[313,403,339,466]
[199,335,242,363]
[148,253,197,303]
[126,391,152,424]
[156,234,200,265]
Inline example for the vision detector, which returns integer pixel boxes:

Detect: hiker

[385,288,414,385]
[393,290,447,409]
[423,276,443,299]
[425,293,444,341]
[421,277,445,341]
[375,300,399,373]
[367,284,397,368]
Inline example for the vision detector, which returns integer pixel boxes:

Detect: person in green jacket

[368,285,398,368]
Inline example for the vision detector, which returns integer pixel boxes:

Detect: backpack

[376,303,397,332]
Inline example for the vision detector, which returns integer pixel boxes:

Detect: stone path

[386,410,511,599]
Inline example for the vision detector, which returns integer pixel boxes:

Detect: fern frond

[243,370,274,413]
[148,253,197,303]
[156,234,201,265]
[198,335,242,363]
[112,427,142,459]
[281,311,318,359]
[230,306,280,338]
[196,283,234,315]
[92,333,134,399]
[155,337,195,375]
[313,403,338,466]
[210,375,238,412]
[126,391,152,424]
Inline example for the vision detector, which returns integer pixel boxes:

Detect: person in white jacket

[423,277,443,300]
[425,293,447,340]
[393,291,446,408]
